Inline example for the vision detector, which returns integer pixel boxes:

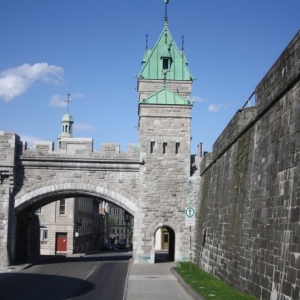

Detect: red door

[56,233,67,252]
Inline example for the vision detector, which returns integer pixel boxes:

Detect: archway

[154,226,175,263]
[13,186,138,264]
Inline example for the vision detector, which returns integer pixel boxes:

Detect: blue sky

[1,0,299,153]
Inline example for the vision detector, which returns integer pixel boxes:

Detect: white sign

[185,218,195,226]
[185,207,195,226]
[185,207,195,218]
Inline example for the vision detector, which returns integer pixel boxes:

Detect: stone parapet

[20,138,140,161]
[212,107,256,160]
[0,131,18,167]
[199,152,213,175]
[255,30,300,115]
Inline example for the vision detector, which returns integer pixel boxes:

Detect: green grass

[173,262,256,300]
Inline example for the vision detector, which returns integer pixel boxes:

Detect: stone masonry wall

[0,132,19,266]
[138,79,192,101]
[137,104,196,263]
[195,30,300,300]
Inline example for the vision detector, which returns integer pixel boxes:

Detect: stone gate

[0,1,200,269]
[0,132,199,267]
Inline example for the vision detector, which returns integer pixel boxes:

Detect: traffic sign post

[185,207,196,271]
[185,207,195,226]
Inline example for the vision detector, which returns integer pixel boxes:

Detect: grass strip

[173,262,256,300]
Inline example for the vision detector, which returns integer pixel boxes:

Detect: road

[0,250,131,300]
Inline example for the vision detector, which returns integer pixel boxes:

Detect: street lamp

[124,211,130,246]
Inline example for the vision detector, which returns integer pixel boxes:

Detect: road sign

[185,207,195,226]
[185,218,195,226]
[185,207,195,218]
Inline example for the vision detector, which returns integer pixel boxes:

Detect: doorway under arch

[154,226,175,263]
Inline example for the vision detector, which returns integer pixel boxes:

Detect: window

[162,58,169,70]
[150,141,155,154]
[175,142,180,154]
[59,199,66,215]
[163,142,167,154]
[164,234,169,243]
[42,230,48,240]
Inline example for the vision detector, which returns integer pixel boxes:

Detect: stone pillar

[0,132,19,267]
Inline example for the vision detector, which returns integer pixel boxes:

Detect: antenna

[64,94,72,113]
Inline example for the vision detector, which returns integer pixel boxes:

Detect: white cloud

[49,93,86,108]
[73,123,96,132]
[190,95,207,103]
[49,94,67,108]
[0,63,64,102]
[72,93,86,99]
[208,103,233,113]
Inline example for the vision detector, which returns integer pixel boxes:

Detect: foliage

[173,262,255,300]
[108,217,115,234]
[127,222,133,243]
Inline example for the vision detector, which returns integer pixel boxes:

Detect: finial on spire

[164,0,169,24]
[64,93,72,113]
[163,71,167,89]
[145,34,148,50]
[181,35,185,51]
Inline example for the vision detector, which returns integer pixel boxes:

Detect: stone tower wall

[136,104,195,263]
[195,30,300,300]
[138,79,192,101]
[0,132,19,266]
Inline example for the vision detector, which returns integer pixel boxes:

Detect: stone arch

[146,219,179,238]
[146,219,179,263]
[15,182,139,215]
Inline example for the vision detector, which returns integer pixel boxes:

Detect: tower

[137,1,194,101]
[57,94,74,149]
[135,1,194,263]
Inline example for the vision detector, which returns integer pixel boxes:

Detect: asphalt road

[0,250,131,300]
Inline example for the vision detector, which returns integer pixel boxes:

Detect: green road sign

[185,207,195,218]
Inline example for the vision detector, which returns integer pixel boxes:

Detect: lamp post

[124,211,130,246]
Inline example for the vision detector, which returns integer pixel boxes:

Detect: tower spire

[145,34,149,50]
[164,0,169,25]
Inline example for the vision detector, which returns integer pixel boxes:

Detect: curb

[171,266,206,300]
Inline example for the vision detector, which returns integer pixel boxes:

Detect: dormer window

[162,58,169,70]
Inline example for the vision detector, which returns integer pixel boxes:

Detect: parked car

[118,239,126,249]
[103,243,114,250]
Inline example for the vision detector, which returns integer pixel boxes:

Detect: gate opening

[154,226,175,263]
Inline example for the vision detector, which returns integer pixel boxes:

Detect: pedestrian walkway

[125,261,203,300]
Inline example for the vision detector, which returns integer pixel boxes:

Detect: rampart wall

[195,30,300,300]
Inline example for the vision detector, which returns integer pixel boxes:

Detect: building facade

[36,197,100,255]
[108,203,131,245]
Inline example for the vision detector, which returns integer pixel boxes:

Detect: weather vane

[145,34,148,50]
[164,0,169,23]
[64,93,72,113]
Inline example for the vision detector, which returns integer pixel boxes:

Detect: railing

[242,91,255,108]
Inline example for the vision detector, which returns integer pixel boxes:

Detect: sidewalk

[125,261,204,300]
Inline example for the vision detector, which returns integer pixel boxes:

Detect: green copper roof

[62,113,74,122]
[139,87,193,106]
[139,23,193,81]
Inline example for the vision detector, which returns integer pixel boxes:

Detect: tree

[108,217,115,235]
